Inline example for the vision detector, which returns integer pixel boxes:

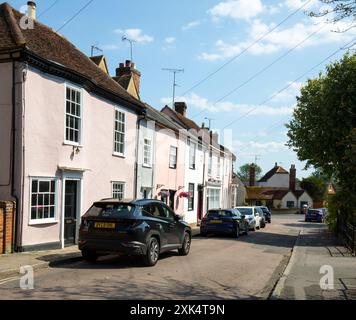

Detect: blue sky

[8,0,356,179]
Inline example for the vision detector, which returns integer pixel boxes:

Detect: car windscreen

[85,203,135,218]
[207,210,231,217]
[261,208,269,213]
[308,209,321,215]
[236,208,253,216]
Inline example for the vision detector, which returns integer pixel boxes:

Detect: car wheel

[143,237,160,267]
[82,250,98,263]
[244,225,249,236]
[234,225,240,238]
[178,232,191,256]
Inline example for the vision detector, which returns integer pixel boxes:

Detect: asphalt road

[0,214,304,300]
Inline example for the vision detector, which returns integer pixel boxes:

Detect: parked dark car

[305,208,325,223]
[200,209,249,238]
[256,207,266,229]
[259,206,272,223]
[79,199,192,267]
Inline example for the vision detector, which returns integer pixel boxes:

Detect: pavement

[271,222,356,300]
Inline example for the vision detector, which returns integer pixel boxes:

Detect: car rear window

[308,209,321,214]
[207,210,231,217]
[236,208,253,215]
[85,203,135,218]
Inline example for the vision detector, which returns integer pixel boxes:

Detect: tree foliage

[237,163,262,183]
[310,0,356,29]
[300,176,327,201]
[287,53,356,222]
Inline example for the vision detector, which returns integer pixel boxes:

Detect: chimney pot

[125,60,131,67]
[174,102,187,117]
[27,1,36,20]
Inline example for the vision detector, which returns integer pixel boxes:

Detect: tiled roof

[246,187,310,200]
[0,3,145,110]
[258,165,289,182]
[161,106,200,131]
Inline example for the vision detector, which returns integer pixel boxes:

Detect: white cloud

[182,20,201,31]
[233,140,287,155]
[198,19,356,61]
[161,93,294,116]
[208,0,265,21]
[115,28,154,44]
[165,37,176,44]
[284,0,318,10]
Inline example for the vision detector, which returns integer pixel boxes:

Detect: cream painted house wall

[13,66,139,250]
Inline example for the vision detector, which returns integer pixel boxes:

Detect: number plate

[94,222,116,229]
[210,220,222,224]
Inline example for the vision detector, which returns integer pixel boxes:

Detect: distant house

[246,163,313,210]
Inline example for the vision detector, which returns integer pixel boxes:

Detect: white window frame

[29,177,58,225]
[189,141,196,170]
[112,181,125,200]
[113,107,126,157]
[217,157,221,178]
[143,137,153,168]
[64,84,83,146]
[169,146,177,169]
[208,151,212,176]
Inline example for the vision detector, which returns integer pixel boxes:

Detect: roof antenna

[122,36,136,62]
[162,68,184,107]
[91,43,103,56]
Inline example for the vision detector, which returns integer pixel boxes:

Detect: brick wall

[0,201,15,254]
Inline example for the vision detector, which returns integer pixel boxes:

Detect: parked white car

[235,206,263,231]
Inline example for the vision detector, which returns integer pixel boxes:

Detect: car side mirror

[174,214,181,221]
[241,214,245,219]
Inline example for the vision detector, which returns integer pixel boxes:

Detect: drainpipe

[134,112,147,199]
[11,60,20,252]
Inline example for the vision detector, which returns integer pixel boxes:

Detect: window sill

[63,142,83,148]
[113,152,126,159]
[142,164,152,169]
[169,166,177,170]
[29,219,58,226]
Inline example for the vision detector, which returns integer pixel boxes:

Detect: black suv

[259,206,272,224]
[79,199,192,266]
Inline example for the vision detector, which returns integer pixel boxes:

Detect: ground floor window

[207,188,221,211]
[30,178,56,222]
[287,201,295,208]
[112,182,125,200]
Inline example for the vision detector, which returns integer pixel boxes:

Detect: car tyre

[233,225,240,238]
[178,232,191,256]
[82,250,98,263]
[244,225,249,236]
[143,237,160,267]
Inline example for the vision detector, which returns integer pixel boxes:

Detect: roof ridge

[2,2,26,46]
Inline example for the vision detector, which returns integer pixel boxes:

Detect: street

[0,214,305,300]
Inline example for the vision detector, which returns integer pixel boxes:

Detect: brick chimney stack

[249,164,256,187]
[290,164,296,191]
[174,102,187,117]
[114,60,141,96]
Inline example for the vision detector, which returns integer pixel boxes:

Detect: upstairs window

[217,157,221,178]
[65,86,82,144]
[189,140,196,170]
[143,138,152,167]
[114,109,126,156]
[208,151,212,176]
[169,146,177,169]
